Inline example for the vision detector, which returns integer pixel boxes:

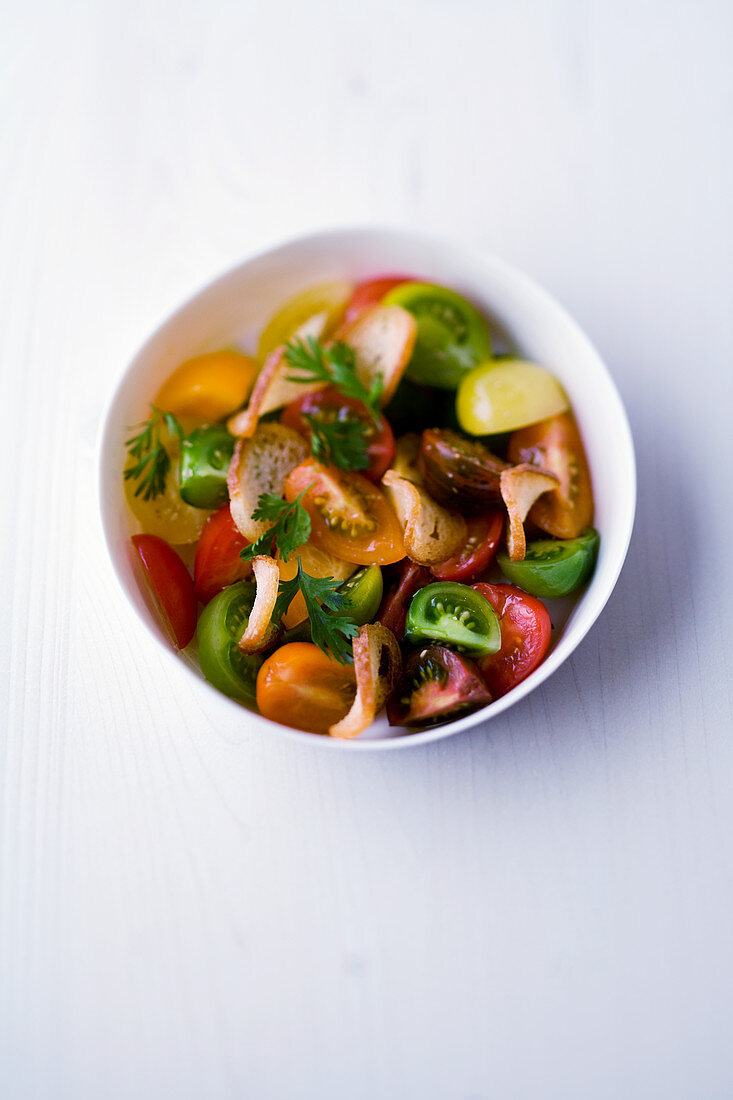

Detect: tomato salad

[124,276,597,738]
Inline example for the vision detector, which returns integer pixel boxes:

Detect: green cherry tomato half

[404,581,501,658]
[497,528,600,598]
[337,564,383,625]
[197,581,264,706]
[179,425,235,509]
[383,282,492,390]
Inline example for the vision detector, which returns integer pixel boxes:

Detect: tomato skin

[194,504,252,604]
[155,350,257,421]
[377,559,432,640]
[131,534,198,649]
[280,387,395,482]
[507,411,593,539]
[430,511,503,583]
[472,582,551,698]
[284,459,405,566]
[256,643,356,733]
[342,275,413,325]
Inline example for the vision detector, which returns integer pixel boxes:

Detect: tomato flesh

[387,645,492,728]
[194,504,252,604]
[430,511,503,582]
[256,643,356,733]
[285,459,405,566]
[281,387,395,481]
[131,534,198,649]
[342,275,413,325]
[472,582,551,698]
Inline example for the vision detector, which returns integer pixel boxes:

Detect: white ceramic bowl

[99,227,635,749]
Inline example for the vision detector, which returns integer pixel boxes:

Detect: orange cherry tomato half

[131,534,198,649]
[193,504,252,604]
[342,275,413,326]
[280,387,395,482]
[430,510,504,583]
[507,411,593,539]
[472,582,551,698]
[256,643,357,733]
[155,350,257,421]
[285,459,405,566]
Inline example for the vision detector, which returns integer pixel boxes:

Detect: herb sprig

[274,561,359,664]
[303,413,369,472]
[284,337,383,426]
[124,406,183,500]
[240,489,312,563]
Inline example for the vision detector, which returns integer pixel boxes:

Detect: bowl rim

[98,224,636,750]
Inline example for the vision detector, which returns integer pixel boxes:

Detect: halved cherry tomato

[155,350,257,421]
[284,459,405,566]
[193,504,252,604]
[430,511,503,583]
[280,387,395,481]
[472,582,551,698]
[387,645,492,728]
[377,559,432,639]
[507,411,593,539]
[256,643,357,733]
[257,280,353,362]
[418,429,507,512]
[342,275,413,326]
[131,534,198,649]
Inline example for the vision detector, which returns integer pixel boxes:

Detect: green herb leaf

[284,336,383,426]
[124,405,183,500]
[303,413,370,472]
[240,488,312,563]
[273,561,359,664]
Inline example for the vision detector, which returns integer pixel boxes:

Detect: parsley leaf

[124,405,183,500]
[284,336,383,426]
[274,561,359,664]
[303,413,370,472]
[240,488,312,563]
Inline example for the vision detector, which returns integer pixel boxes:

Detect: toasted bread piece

[226,339,326,438]
[390,433,423,483]
[339,304,417,406]
[329,623,402,739]
[382,469,466,565]
[500,464,559,561]
[227,422,309,542]
[237,556,280,653]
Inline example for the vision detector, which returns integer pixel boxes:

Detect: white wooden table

[3,3,732,1097]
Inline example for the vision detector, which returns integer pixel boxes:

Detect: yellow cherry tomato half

[124,418,212,545]
[257,280,353,362]
[456,359,569,435]
[155,350,257,421]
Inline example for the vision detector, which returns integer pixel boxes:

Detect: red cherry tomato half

[281,387,395,481]
[472,582,551,698]
[342,275,413,325]
[131,534,198,650]
[194,504,252,604]
[377,559,433,640]
[430,510,504,583]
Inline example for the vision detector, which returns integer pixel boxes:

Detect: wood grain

[2,2,733,1098]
